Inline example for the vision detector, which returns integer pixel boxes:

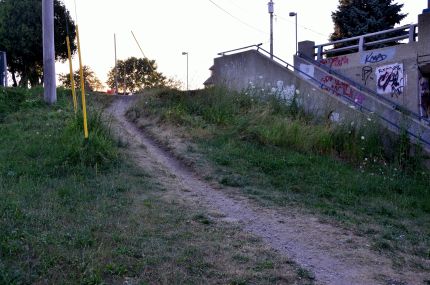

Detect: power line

[275,14,328,40]
[207,0,267,35]
[207,0,328,41]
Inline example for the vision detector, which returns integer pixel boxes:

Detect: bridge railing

[217,43,263,56]
[314,24,418,60]
[216,44,430,148]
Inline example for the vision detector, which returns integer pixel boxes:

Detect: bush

[61,110,118,171]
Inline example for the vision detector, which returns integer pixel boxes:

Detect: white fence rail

[314,24,418,60]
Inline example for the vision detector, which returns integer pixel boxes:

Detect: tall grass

[1,88,312,284]
[130,87,430,266]
[135,87,423,170]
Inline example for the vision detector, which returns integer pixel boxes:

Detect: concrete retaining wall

[206,49,430,151]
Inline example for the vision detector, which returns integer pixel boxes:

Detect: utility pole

[114,34,119,95]
[289,12,298,55]
[182,52,189,91]
[268,0,274,59]
[123,68,127,96]
[42,0,56,104]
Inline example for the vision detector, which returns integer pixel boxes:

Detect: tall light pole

[182,52,189,91]
[268,0,274,59]
[289,12,298,55]
[42,0,56,104]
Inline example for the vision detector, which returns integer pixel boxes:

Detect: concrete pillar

[424,0,430,13]
[298,41,315,59]
[418,13,430,54]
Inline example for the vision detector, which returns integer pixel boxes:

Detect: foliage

[137,87,420,168]
[106,57,173,93]
[0,87,311,285]
[0,0,77,87]
[0,87,42,122]
[330,0,406,42]
[130,88,430,267]
[59,65,104,91]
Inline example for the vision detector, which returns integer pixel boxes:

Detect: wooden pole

[65,14,77,113]
[114,34,119,95]
[76,25,89,139]
[42,0,56,104]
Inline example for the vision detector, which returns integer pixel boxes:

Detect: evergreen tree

[330,0,407,41]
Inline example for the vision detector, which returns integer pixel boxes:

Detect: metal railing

[298,52,428,123]
[215,44,430,148]
[218,43,263,56]
[314,24,418,60]
[418,53,430,64]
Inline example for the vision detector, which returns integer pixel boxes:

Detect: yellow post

[76,25,89,139]
[66,36,78,113]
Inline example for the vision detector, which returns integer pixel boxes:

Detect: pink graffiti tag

[319,56,349,68]
[321,75,353,96]
[320,75,365,104]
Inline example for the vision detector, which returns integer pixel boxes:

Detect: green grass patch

[130,88,430,266]
[0,88,312,284]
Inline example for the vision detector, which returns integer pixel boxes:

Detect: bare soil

[108,96,429,285]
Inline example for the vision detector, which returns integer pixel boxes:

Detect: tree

[0,0,77,87]
[330,0,406,42]
[59,66,103,92]
[106,57,169,93]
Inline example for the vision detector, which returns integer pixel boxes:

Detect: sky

[56,0,426,91]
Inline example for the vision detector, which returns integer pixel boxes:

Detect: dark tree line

[0,0,77,87]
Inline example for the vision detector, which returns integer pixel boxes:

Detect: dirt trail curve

[108,96,427,285]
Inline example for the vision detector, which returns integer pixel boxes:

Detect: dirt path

[108,96,428,285]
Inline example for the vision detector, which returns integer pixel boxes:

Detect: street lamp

[289,12,298,55]
[182,52,189,91]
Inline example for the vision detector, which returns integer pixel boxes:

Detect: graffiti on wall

[361,66,373,86]
[271,80,297,105]
[320,75,365,104]
[375,63,405,97]
[319,56,349,68]
[360,48,396,64]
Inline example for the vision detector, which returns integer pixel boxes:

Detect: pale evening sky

[56,0,426,90]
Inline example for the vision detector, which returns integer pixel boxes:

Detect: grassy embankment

[128,87,430,269]
[0,87,313,284]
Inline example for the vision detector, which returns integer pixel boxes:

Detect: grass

[0,87,312,284]
[128,87,430,268]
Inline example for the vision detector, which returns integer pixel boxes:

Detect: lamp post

[289,12,298,55]
[182,52,189,91]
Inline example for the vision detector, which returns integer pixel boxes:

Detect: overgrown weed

[130,87,430,267]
